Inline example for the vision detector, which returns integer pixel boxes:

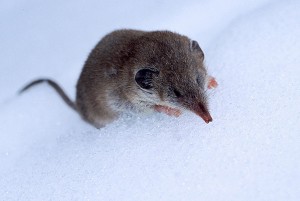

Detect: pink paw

[154,105,182,117]
[207,76,218,89]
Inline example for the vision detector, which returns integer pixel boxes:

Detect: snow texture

[0,0,300,200]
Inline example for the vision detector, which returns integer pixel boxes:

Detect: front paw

[154,105,182,117]
[207,76,218,89]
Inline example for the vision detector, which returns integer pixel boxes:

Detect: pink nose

[199,112,213,123]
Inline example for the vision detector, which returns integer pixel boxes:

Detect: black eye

[173,88,182,98]
[135,68,159,89]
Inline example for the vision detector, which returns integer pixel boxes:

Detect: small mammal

[20,29,218,128]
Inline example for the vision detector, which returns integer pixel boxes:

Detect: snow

[1,0,300,200]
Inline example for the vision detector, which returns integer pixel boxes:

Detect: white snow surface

[1,0,300,200]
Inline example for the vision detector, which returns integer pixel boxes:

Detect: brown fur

[20,29,213,128]
[76,29,211,128]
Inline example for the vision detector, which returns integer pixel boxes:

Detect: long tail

[19,79,77,111]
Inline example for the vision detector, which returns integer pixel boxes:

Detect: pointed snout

[190,102,213,123]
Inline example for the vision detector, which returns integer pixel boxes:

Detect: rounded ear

[135,68,159,90]
[191,40,204,60]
